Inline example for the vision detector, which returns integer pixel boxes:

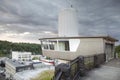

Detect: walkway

[81,59,120,80]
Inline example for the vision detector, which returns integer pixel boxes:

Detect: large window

[42,41,56,50]
[49,44,54,50]
[42,40,70,51]
[59,41,69,51]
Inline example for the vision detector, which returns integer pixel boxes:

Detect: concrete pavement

[0,74,5,80]
[81,59,120,80]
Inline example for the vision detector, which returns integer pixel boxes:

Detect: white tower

[58,8,79,37]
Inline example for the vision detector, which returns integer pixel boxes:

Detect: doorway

[105,43,114,62]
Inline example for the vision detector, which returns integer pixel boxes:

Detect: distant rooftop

[6,59,28,68]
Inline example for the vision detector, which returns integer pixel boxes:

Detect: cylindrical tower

[58,8,79,37]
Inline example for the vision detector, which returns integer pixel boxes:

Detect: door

[105,43,114,62]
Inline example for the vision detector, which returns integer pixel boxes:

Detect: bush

[32,57,39,60]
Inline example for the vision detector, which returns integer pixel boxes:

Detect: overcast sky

[0,0,120,44]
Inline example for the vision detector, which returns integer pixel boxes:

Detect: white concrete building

[12,51,32,61]
[5,59,34,79]
[39,8,118,62]
[39,36,118,61]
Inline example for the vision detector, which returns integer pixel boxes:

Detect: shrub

[32,57,39,60]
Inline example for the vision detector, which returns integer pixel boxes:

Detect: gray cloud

[0,0,120,43]
[73,0,120,38]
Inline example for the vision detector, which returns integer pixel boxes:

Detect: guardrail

[53,53,105,80]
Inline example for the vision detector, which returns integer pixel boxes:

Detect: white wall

[69,39,80,52]
[76,38,104,56]
[42,38,116,60]
[12,51,32,61]
[58,8,79,37]
[12,51,19,60]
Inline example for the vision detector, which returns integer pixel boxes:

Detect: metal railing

[53,53,105,80]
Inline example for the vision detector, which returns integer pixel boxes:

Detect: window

[64,41,70,51]
[43,44,49,49]
[59,41,70,51]
[42,41,56,50]
[49,44,54,50]
[42,40,70,51]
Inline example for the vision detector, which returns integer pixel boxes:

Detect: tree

[0,40,42,57]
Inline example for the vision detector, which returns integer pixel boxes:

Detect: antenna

[67,0,73,8]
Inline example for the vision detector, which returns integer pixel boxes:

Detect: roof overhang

[39,36,118,42]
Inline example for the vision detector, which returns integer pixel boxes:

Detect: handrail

[55,71,63,80]
[73,71,80,80]
[54,54,105,80]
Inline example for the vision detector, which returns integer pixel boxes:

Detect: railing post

[78,56,86,76]
[62,64,71,80]
[94,55,99,68]
[54,63,71,80]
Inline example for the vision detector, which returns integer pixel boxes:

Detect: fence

[53,53,105,80]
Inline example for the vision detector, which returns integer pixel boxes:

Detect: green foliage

[115,45,120,58]
[32,57,39,60]
[0,40,42,57]
[46,57,52,60]
[11,43,42,54]
[0,41,12,57]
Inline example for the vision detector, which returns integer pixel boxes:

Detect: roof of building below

[6,59,30,68]
[39,36,118,42]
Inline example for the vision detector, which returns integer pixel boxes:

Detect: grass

[31,70,54,80]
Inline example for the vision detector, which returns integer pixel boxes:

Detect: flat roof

[39,36,118,42]
[6,59,27,68]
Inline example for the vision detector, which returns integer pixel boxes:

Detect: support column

[57,40,59,51]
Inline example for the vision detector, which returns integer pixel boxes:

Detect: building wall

[43,38,105,60]
[5,61,16,79]
[76,38,104,56]
[58,8,79,37]
[12,51,32,61]
[69,39,80,52]
[43,50,76,60]
[103,40,115,61]
[12,52,19,60]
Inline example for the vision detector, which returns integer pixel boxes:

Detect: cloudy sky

[0,0,120,44]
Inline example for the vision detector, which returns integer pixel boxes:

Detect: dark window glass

[49,44,54,50]
[44,44,48,49]
[64,41,69,51]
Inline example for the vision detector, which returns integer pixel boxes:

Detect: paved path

[81,59,120,80]
[104,59,120,68]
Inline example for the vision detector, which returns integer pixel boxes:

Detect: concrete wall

[58,8,79,37]
[76,38,104,56]
[5,61,16,79]
[12,51,32,61]
[12,52,19,60]
[103,40,115,61]
[69,39,80,52]
[43,38,105,60]
[43,50,76,60]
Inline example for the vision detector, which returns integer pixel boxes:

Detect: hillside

[0,40,42,57]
